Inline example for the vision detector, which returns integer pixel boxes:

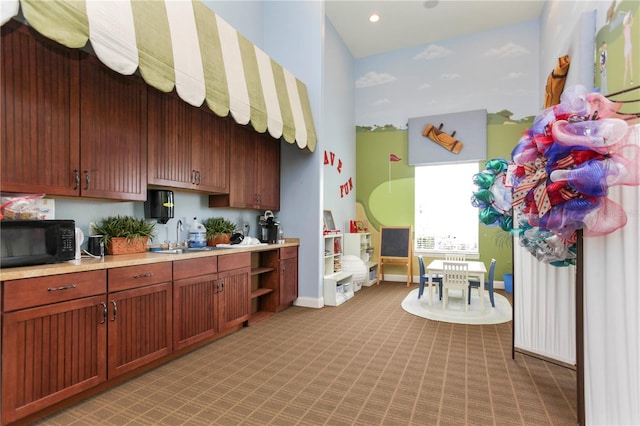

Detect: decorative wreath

[473,85,640,266]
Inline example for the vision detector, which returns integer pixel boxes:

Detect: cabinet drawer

[218,253,250,271]
[280,246,298,260]
[173,257,218,280]
[108,262,172,292]
[3,270,106,312]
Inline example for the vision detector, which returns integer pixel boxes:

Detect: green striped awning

[0,0,317,151]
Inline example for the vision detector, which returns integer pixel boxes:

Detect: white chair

[442,261,469,311]
[445,253,466,262]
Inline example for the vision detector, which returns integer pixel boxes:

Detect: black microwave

[0,220,76,268]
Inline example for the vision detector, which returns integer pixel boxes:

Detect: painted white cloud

[373,98,390,106]
[355,71,397,88]
[506,71,525,79]
[440,73,461,80]
[484,42,529,58]
[418,83,432,90]
[413,44,454,60]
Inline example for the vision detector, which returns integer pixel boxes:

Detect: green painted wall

[355,113,533,281]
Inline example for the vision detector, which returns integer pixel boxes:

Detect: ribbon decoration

[512,158,552,217]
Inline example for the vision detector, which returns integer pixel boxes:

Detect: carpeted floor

[35,281,577,425]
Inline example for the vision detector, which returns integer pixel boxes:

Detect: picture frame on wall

[323,210,336,231]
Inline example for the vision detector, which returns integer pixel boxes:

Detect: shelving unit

[249,251,278,324]
[344,232,378,287]
[323,233,354,306]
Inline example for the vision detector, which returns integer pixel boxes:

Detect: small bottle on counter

[188,217,207,248]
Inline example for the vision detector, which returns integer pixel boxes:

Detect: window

[414,162,479,255]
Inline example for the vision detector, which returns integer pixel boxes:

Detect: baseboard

[293,296,323,308]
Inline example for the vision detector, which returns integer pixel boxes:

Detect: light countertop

[1,239,299,281]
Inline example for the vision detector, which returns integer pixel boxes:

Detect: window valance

[0,0,317,152]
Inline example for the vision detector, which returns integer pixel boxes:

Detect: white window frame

[414,162,480,258]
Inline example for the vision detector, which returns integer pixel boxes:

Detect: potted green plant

[202,217,237,246]
[93,215,155,255]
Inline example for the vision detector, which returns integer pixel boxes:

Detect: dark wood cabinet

[209,123,280,210]
[79,54,147,200]
[1,246,296,424]
[1,21,147,201]
[1,271,107,424]
[279,247,299,310]
[173,257,219,350]
[216,253,251,331]
[147,88,229,193]
[173,254,249,350]
[1,21,80,196]
[106,264,173,378]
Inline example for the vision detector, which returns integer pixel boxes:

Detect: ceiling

[325,0,547,58]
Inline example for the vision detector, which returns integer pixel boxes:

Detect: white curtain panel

[584,125,640,425]
[514,241,576,365]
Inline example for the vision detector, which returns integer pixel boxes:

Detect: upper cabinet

[1,21,147,201]
[209,123,280,211]
[147,88,229,194]
[79,54,147,201]
[1,21,80,196]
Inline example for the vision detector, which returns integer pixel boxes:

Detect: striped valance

[0,0,317,151]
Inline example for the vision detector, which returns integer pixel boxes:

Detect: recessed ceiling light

[369,13,380,23]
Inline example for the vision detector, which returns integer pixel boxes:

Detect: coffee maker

[257,210,280,244]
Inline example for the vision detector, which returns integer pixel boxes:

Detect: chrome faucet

[176,219,183,247]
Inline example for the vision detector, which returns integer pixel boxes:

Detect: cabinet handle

[196,170,201,185]
[133,272,153,279]
[73,169,80,190]
[100,301,107,324]
[192,169,197,185]
[84,170,90,190]
[110,300,117,322]
[47,284,77,291]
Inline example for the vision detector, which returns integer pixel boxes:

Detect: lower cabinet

[1,246,295,424]
[173,257,219,350]
[279,247,299,311]
[173,254,250,351]
[106,263,173,379]
[1,272,107,425]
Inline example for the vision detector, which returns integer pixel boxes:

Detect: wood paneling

[0,21,80,195]
[79,54,147,200]
[1,295,107,424]
[107,282,172,378]
[173,274,217,351]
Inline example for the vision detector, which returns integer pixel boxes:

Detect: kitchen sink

[152,246,226,254]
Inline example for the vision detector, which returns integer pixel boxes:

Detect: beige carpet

[34,282,576,425]
[401,287,513,325]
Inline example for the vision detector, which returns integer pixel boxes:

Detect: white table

[426,259,487,311]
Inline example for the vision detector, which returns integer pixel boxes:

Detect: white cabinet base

[323,271,353,306]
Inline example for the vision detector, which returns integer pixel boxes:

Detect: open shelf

[251,287,274,299]
[251,266,275,276]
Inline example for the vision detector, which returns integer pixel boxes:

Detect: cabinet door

[1,295,107,424]
[227,124,258,208]
[209,123,280,210]
[1,21,80,196]
[173,273,217,350]
[279,251,298,309]
[79,54,147,200]
[147,89,196,189]
[255,132,281,210]
[107,282,172,379]
[195,110,230,193]
[217,267,251,331]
